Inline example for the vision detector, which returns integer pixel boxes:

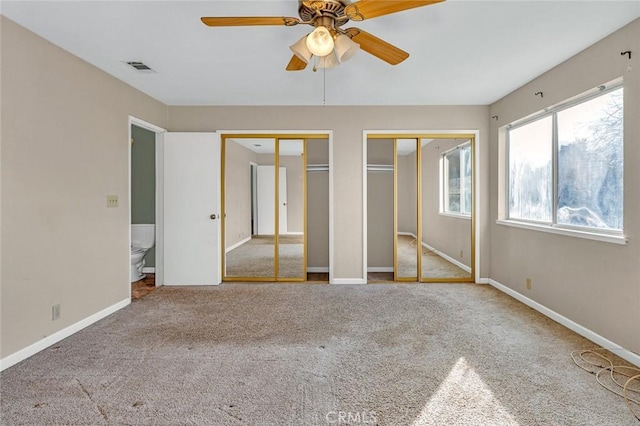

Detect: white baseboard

[488,279,640,367]
[0,298,131,372]
[476,278,490,284]
[142,267,155,273]
[422,242,471,273]
[307,267,329,273]
[367,267,394,272]
[332,278,366,285]
[225,236,251,253]
[286,232,304,235]
[397,231,415,236]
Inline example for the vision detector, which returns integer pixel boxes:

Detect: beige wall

[307,139,329,269]
[224,141,258,249]
[422,139,472,268]
[168,106,490,279]
[0,17,168,358]
[367,139,394,268]
[397,151,418,235]
[367,172,394,268]
[489,18,640,354]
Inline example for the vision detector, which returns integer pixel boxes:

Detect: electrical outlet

[106,195,118,208]
[526,278,532,290]
[52,304,61,321]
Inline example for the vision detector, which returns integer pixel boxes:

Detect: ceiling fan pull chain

[323,66,327,106]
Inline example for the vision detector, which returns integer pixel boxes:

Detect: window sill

[496,219,627,245]
[439,212,471,221]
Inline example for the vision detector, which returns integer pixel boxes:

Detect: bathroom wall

[131,125,156,268]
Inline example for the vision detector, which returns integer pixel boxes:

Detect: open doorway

[128,117,166,299]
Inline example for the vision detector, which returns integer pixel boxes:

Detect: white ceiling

[2,1,639,106]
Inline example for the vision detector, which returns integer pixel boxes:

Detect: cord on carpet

[571,348,640,421]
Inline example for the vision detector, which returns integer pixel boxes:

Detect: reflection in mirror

[224,138,275,278]
[395,139,418,280]
[421,138,472,281]
[277,139,306,280]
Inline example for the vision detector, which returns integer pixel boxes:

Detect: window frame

[503,80,625,241]
[441,142,472,219]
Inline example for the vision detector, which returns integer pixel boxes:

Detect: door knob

[210,214,217,220]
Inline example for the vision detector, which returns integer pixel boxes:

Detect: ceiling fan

[201,0,445,71]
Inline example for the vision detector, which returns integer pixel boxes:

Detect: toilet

[131,224,155,283]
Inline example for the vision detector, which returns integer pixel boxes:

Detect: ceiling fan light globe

[290,35,313,63]
[306,26,334,57]
[316,51,339,69]
[334,34,360,63]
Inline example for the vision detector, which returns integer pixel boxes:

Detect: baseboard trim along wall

[422,242,471,273]
[398,232,472,274]
[488,279,640,367]
[307,267,329,273]
[225,236,251,254]
[0,298,131,372]
[367,267,394,272]
[142,267,155,273]
[332,278,367,285]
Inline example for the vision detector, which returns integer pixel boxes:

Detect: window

[507,83,623,233]
[442,143,471,216]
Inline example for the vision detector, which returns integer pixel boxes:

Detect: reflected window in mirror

[441,143,471,216]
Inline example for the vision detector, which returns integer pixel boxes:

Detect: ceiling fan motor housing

[298,0,351,25]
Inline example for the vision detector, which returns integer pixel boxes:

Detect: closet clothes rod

[307,164,330,172]
[367,164,394,172]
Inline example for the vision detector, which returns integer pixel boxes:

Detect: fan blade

[346,28,409,65]
[347,0,445,20]
[286,55,308,71]
[201,16,298,27]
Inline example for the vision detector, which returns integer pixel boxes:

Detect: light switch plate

[107,195,118,207]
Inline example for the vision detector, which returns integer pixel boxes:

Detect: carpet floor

[1,284,637,425]
[226,235,304,279]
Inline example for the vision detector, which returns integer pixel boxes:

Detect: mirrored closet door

[368,134,475,283]
[394,138,419,281]
[420,137,474,282]
[222,135,308,282]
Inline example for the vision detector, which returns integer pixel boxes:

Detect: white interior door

[257,165,275,235]
[164,132,220,285]
[257,166,287,235]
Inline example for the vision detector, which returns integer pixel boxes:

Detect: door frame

[218,130,334,283]
[362,130,481,283]
[128,116,166,293]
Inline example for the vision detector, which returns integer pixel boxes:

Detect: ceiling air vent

[126,61,156,73]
